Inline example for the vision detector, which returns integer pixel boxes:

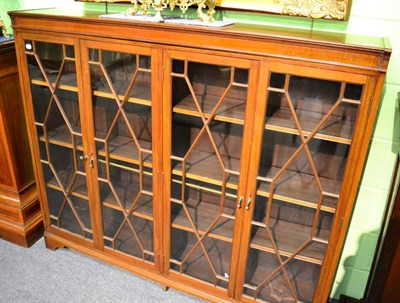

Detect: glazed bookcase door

[164,50,258,292]
[20,35,93,241]
[240,63,367,302]
[81,40,159,264]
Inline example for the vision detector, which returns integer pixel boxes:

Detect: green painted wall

[1,0,399,300]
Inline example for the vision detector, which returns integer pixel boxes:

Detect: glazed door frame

[14,31,98,247]
[162,48,260,296]
[79,38,163,269]
[234,60,379,302]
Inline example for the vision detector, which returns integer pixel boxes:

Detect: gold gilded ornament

[0,19,10,38]
[126,0,216,22]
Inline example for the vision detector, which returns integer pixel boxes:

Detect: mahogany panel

[0,123,13,187]
[0,41,42,247]
[365,155,400,303]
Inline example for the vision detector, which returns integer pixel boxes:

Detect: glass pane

[88,48,154,262]
[170,228,233,287]
[257,132,349,209]
[243,72,362,302]
[266,73,362,143]
[25,40,91,239]
[244,251,294,302]
[103,206,154,259]
[169,59,250,289]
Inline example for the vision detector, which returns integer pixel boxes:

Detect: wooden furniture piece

[10,9,391,302]
[0,40,42,247]
[364,94,400,303]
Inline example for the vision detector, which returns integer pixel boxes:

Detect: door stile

[230,61,271,299]
[78,39,105,250]
[151,47,164,271]
[162,49,173,274]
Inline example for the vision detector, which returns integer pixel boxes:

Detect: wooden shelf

[171,199,326,265]
[47,169,88,200]
[29,68,78,91]
[97,135,152,167]
[249,218,329,265]
[173,94,353,144]
[31,75,151,107]
[171,177,238,200]
[257,167,340,213]
[171,199,235,243]
[92,72,152,106]
[47,168,153,221]
[172,149,241,190]
[266,107,353,145]
[173,149,338,213]
[173,94,246,125]
[39,125,83,150]
[32,78,78,93]
[101,179,153,222]
[39,125,152,167]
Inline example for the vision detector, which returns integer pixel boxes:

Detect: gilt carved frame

[77,0,352,21]
[219,0,351,20]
